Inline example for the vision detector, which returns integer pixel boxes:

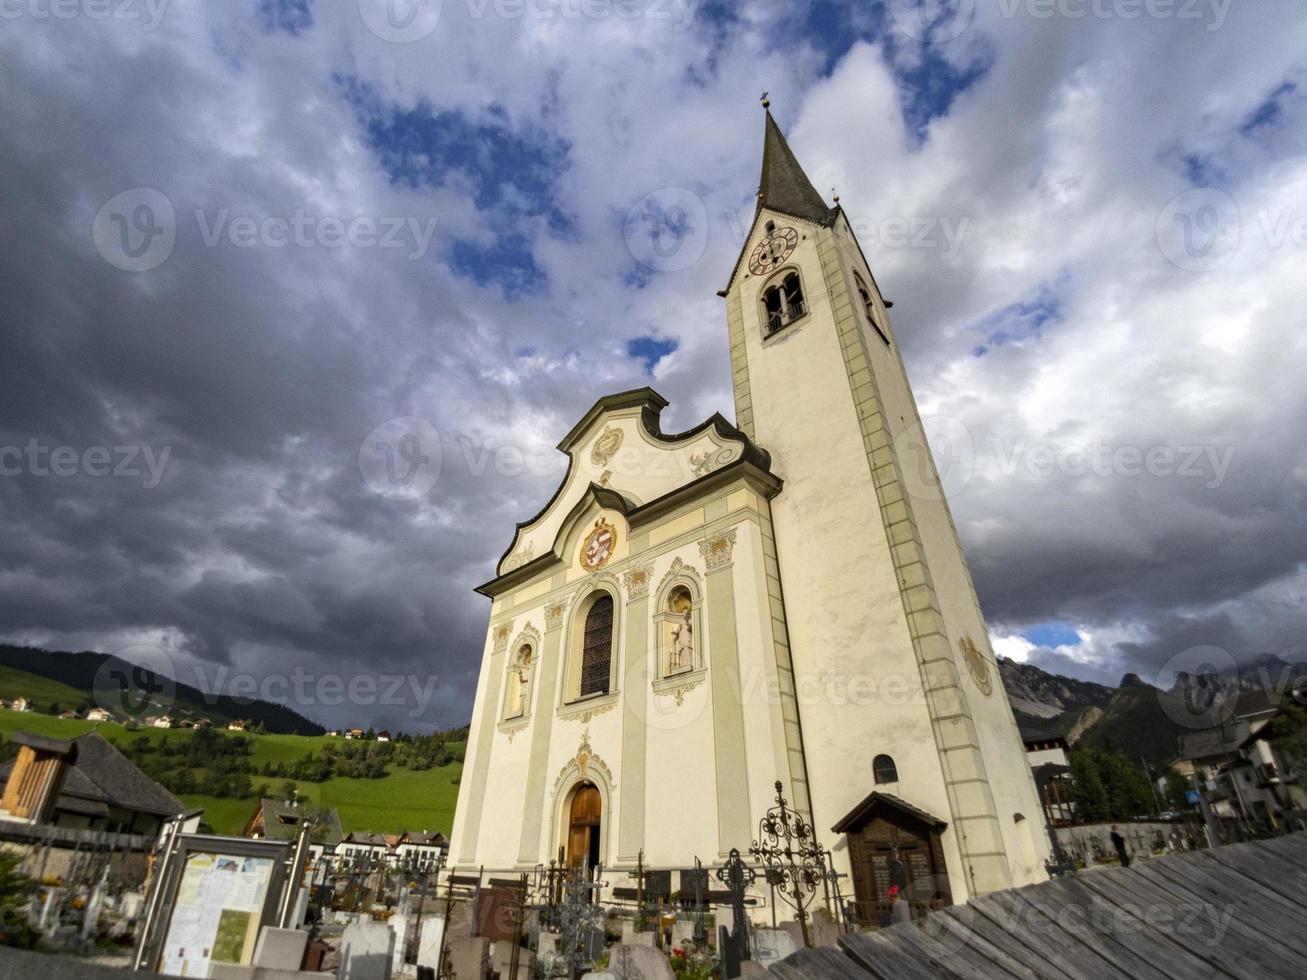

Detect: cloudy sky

[1,0,1304,731]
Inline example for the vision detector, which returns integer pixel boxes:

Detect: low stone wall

[1055,820,1195,867]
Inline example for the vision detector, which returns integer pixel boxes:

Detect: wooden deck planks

[963,897,1089,980]
[768,945,875,980]
[773,835,1307,979]
[1078,861,1280,978]
[1136,854,1307,952]
[1022,877,1199,980]
[840,930,963,980]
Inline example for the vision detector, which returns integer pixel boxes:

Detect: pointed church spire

[757,108,837,225]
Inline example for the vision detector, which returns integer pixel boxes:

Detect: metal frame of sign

[134,831,293,975]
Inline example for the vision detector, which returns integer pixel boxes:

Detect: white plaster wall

[827,217,1051,886]
[1027,746,1069,769]
[731,211,968,898]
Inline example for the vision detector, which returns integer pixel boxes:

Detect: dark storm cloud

[1,4,1305,731]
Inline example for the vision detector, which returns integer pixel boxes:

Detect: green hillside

[0,708,464,837]
[0,665,93,714]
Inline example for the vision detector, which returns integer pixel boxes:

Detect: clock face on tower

[748,226,799,275]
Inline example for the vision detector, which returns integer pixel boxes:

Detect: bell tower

[720,105,1049,898]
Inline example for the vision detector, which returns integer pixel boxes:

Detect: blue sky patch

[451,235,545,300]
[260,0,313,35]
[339,76,572,297]
[970,284,1061,352]
[627,336,678,375]
[1240,81,1297,137]
[1022,622,1082,649]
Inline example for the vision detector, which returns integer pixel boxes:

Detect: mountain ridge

[0,644,324,735]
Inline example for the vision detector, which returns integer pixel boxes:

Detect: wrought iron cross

[715,847,756,955]
[748,780,831,947]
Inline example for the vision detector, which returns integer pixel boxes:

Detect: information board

[158,852,276,977]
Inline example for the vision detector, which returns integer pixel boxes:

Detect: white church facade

[448,110,1050,920]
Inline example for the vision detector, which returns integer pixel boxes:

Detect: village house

[227,719,247,732]
[85,707,113,722]
[244,797,344,864]
[1180,689,1303,834]
[0,731,190,837]
[1021,725,1074,826]
[336,831,390,866]
[392,829,445,871]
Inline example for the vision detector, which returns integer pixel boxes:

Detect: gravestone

[446,934,490,980]
[537,932,559,957]
[475,886,519,942]
[390,914,409,975]
[671,918,696,947]
[339,920,395,980]
[750,928,797,969]
[620,920,655,946]
[608,944,676,980]
[253,926,309,970]
[489,940,535,979]
[416,916,446,972]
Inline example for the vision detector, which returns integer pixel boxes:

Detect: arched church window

[504,644,534,720]
[873,754,898,785]
[761,270,806,337]
[578,594,614,697]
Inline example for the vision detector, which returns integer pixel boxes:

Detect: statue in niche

[668,587,694,673]
[507,646,532,718]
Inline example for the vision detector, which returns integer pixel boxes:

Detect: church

[448,108,1051,922]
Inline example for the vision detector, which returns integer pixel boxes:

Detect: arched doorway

[567,783,602,871]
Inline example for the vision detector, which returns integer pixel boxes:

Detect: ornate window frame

[498,625,541,735]
[651,559,707,701]
[558,577,623,714]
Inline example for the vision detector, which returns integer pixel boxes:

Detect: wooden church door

[567,783,602,871]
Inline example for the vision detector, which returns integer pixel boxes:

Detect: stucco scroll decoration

[623,561,653,600]
[590,426,624,466]
[544,600,569,632]
[491,620,515,654]
[558,698,616,724]
[698,528,738,571]
[502,542,534,572]
[656,557,702,597]
[654,675,703,706]
[511,624,542,655]
[690,446,737,477]
[552,729,615,795]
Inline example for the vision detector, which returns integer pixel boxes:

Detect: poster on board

[158,852,276,977]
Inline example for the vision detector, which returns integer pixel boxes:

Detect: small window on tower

[873,754,898,785]
[855,272,891,346]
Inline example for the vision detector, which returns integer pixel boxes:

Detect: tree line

[122,727,466,799]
